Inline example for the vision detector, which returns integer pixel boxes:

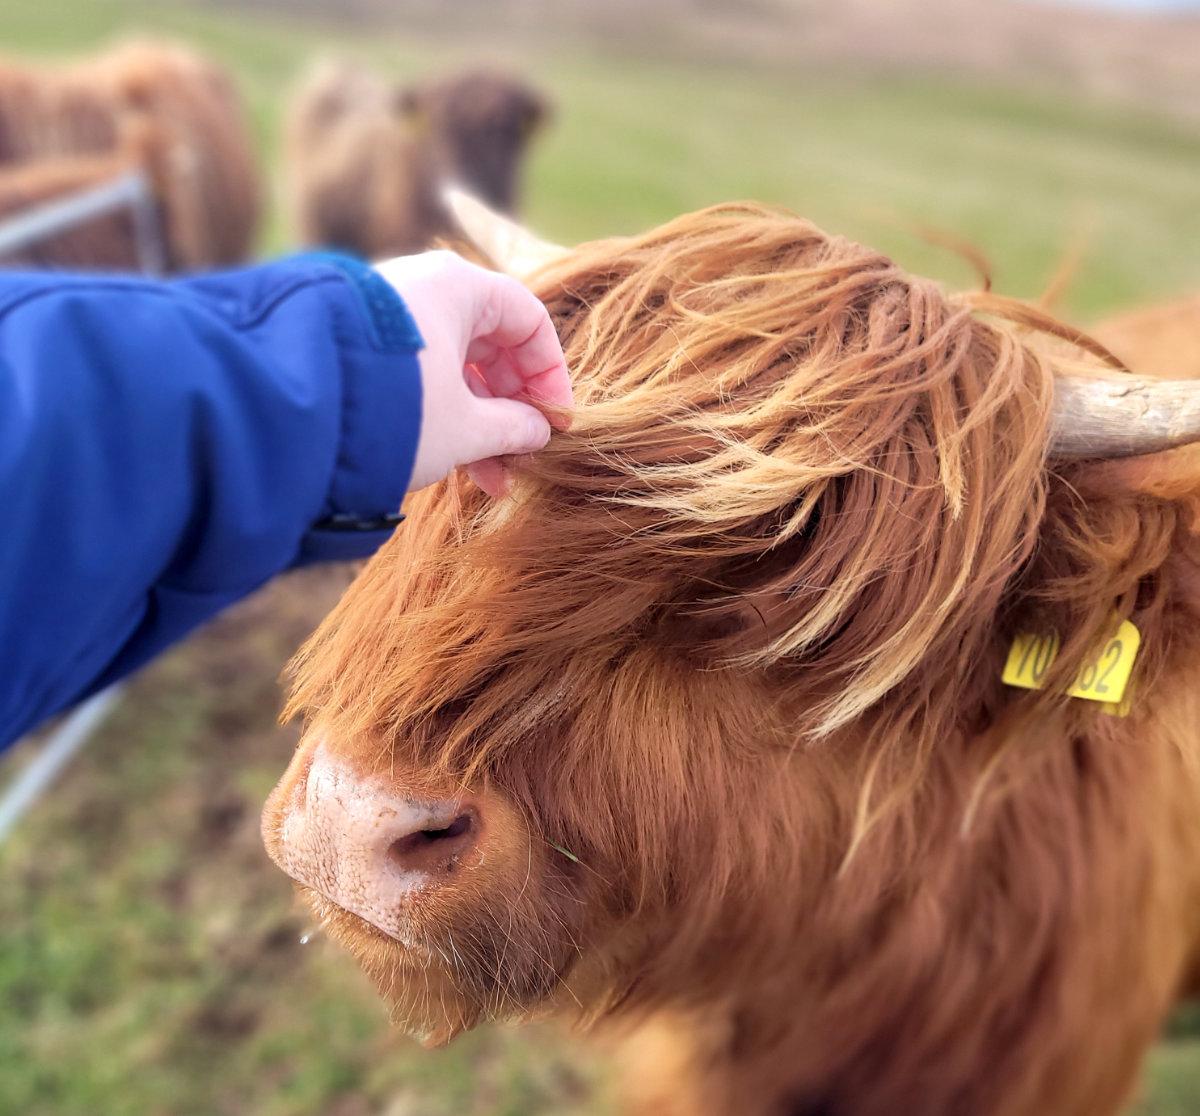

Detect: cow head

[263,197,1200,1047]
[399,71,548,214]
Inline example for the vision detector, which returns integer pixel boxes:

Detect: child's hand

[375,250,572,498]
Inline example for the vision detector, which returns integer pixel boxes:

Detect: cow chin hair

[299,869,581,1040]
[282,202,1200,1052]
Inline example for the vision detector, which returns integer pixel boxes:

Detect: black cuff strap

[311,512,405,532]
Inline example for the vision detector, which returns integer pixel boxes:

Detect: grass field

[1,1,1200,1113]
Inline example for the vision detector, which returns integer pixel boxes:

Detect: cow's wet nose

[386,807,477,874]
[266,743,484,940]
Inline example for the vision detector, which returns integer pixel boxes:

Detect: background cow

[263,197,1200,1115]
[1095,293,1200,381]
[0,40,261,271]
[285,62,548,256]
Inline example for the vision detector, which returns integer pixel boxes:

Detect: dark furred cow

[0,41,261,271]
[285,63,548,257]
[264,195,1200,1116]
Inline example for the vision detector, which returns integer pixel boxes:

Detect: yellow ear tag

[1002,620,1141,716]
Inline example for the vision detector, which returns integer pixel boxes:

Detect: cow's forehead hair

[292,206,1045,738]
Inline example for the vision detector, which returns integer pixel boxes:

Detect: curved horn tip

[441,184,567,278]
[1050,374,1200,459]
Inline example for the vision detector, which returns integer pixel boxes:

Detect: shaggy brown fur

[286,63,547,257]
[0,41,260,271]
[268,204,1200,1115]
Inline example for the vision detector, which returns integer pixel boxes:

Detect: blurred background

[0,0,1198,1113]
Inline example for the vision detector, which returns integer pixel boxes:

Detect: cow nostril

[388,812,476,873]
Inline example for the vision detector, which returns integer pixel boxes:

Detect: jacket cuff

[295,523,403,566]
[301,254,423,560]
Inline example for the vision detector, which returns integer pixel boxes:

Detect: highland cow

[263,195,1200,1116]
[0,41,261,271]
[286,64,547,257]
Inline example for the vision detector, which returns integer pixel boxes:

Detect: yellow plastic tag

[1002,620,1140,715]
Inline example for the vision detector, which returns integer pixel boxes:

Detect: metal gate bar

[0,166,169,847]
[0,169,166,273]
[0,686,126,845]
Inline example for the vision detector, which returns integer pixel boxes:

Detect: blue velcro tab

[304,251,425,353]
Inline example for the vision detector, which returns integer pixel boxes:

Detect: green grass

[0,1,1199,1112]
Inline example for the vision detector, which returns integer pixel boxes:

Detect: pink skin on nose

[274,742,462,944]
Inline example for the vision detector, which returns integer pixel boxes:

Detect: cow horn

[443,186,568,279]
[438,193,1200,460]
[1051,374,1200,458]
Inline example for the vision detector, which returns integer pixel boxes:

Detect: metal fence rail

[0,169,166,273]
[0,166,166,847]
[0,687,126,844]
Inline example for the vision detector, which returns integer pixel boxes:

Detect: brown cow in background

[286,62,547,256]
[264,195,1200,1116]
[0,41,261,271]
[1094,292,1200,380]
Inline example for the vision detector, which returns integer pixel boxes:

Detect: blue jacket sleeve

[0,254,423,750]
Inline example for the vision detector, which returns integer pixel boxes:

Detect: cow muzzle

[262,739,491,943]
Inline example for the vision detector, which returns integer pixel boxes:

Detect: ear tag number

[1002,620,1141,716]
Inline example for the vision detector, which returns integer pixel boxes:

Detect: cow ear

[442,186,568,279]
[522,91,550,134]
[1071,444,1200,613]
[1071,444,1200,507]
